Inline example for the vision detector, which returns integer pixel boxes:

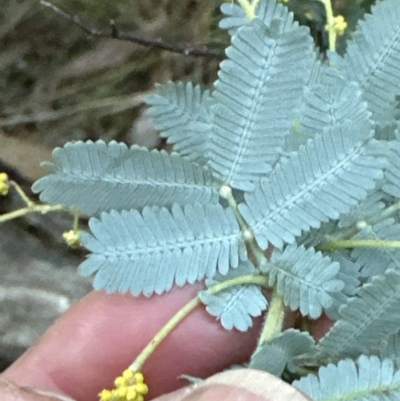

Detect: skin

[0,286,330,401]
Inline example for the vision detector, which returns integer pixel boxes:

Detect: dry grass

[0,0,225,180]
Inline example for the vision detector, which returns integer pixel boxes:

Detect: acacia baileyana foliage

[32,0,400,399]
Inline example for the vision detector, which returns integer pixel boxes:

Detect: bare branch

[40,1,225,59]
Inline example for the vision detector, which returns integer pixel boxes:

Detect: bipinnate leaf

[209,15,315,191]
[199,261,267,331]
[350,218,400,278]
[250,329,316,377]
[319,269,400,359]
[383,141,400,199]
[338,0,400,126]
[145,82,213,162]
[380,333,400,370]
[32,140,218,215]
[324,252,360,321]
[287,68,371,151]
[293,355,400,401]
[79,203,246,296]
[240,132,385,249]
[263,245,343,319]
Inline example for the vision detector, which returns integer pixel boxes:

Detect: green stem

[319,238,400,252]
[0,204,65,223]
[130,296,201,372]
[381,200,400,220]
[219,184,285,346]
[129,274,269,372]
[208,275,268,295]
[319,200,400,247]
[219,185,268,268]
[257,289,285,347]
[319,0,337,51]
[9,180,35,207]
[72,211,80,231]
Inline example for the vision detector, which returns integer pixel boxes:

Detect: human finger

[1,287,260,401]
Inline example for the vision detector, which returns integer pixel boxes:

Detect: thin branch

[40,1,225,60]
[256,289,285,347]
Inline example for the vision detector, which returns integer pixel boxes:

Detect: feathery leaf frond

[294,355,400,401]
[240,133,385,249]
[263,245,343,319]
[209,17,315,191]
[250,329,316,376]
[199,261,267,331]
[319,269,400,359]
[380,333,400,370]
[383,142,400,199]
[350,218,400,278]
[145,82,213,162]
[287,68,371,151]
[32,140,218,215]
[79,204,246,296]
[339,0,400,125]
[325,252,360,321]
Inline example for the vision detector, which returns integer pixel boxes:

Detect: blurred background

[0,0,376,372]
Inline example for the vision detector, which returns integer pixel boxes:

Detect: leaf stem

[319,0,336,51]
[9,180,35,207]
[219,185,285,346]
[0,204,65,223]
[318,0,347,52]
[381,200,400,220]
[129,274,269,372]
[0,176,66,223]
[130,296,201,372]
[219,185,268,268]
[256,289,285,347]
[319,238,400,252]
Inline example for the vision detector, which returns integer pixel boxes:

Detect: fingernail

[0,378,75,401]
[181,383,266,401]
[182,369,272,401]
[153,369,311,401]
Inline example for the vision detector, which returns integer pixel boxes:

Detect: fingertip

[1,287,260,401]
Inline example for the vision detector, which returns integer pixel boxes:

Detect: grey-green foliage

[293,355,400,401]
[208,18,315,190]
[351,218,400,277]
[318,269,400,359]
[199,261,267,331]
[79,203,246,295]
[325,252,360,321]
[262,245,343,319]
[380,333,400,370]
[330,0,400,126]
[145,82,214,163]
[31,0,400,397]
[32,141,218,215]
[250,329,316,376]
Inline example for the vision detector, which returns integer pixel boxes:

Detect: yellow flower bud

[0,172,10,196]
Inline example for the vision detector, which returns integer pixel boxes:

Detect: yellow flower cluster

[0,172,9,196]
[99,370,149,401]
[327,15,348,36]
[62,229,81,248]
